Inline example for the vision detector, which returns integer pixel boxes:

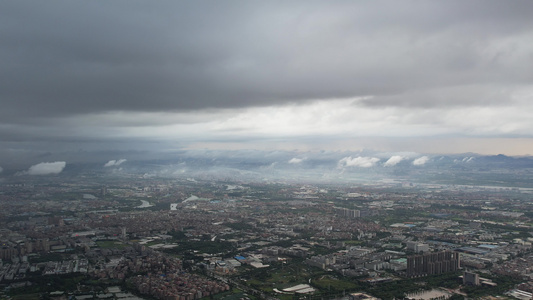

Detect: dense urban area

[3,0,533,299]
[1,173,532,300]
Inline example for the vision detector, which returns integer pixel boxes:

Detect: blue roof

[235,256,246,260]
[455,247,488,255]
[478,244,498,249]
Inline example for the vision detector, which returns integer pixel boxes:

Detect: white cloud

[104,160,116,167]
[27,161,66,175]
[43,87,533,155]
[104,159,127,167]
[384,155,404,167]
[83,89,533,141]
[462,156,474,163]
[288,158,304,164]
[339,156,380,168]
[413,156,430,166]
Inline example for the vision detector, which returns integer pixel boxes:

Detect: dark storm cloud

[2,0,533,123]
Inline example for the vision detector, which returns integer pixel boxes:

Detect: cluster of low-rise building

[132,271,230,300]
[1,177,532,299]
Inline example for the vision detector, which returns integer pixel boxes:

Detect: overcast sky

[2,0,533,166]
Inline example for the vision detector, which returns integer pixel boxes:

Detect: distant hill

[2,150,533,188]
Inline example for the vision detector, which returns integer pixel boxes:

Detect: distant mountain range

[2,150,532,188]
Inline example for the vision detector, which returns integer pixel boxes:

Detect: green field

[10,294,40,300]
[311,275,360,293]
[203,288,257,300]
[96,240,128,249]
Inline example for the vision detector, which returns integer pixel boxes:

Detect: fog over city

[1,1,533,173]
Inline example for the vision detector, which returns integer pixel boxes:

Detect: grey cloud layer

[2,1,533,123]
[1,1,533,158]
